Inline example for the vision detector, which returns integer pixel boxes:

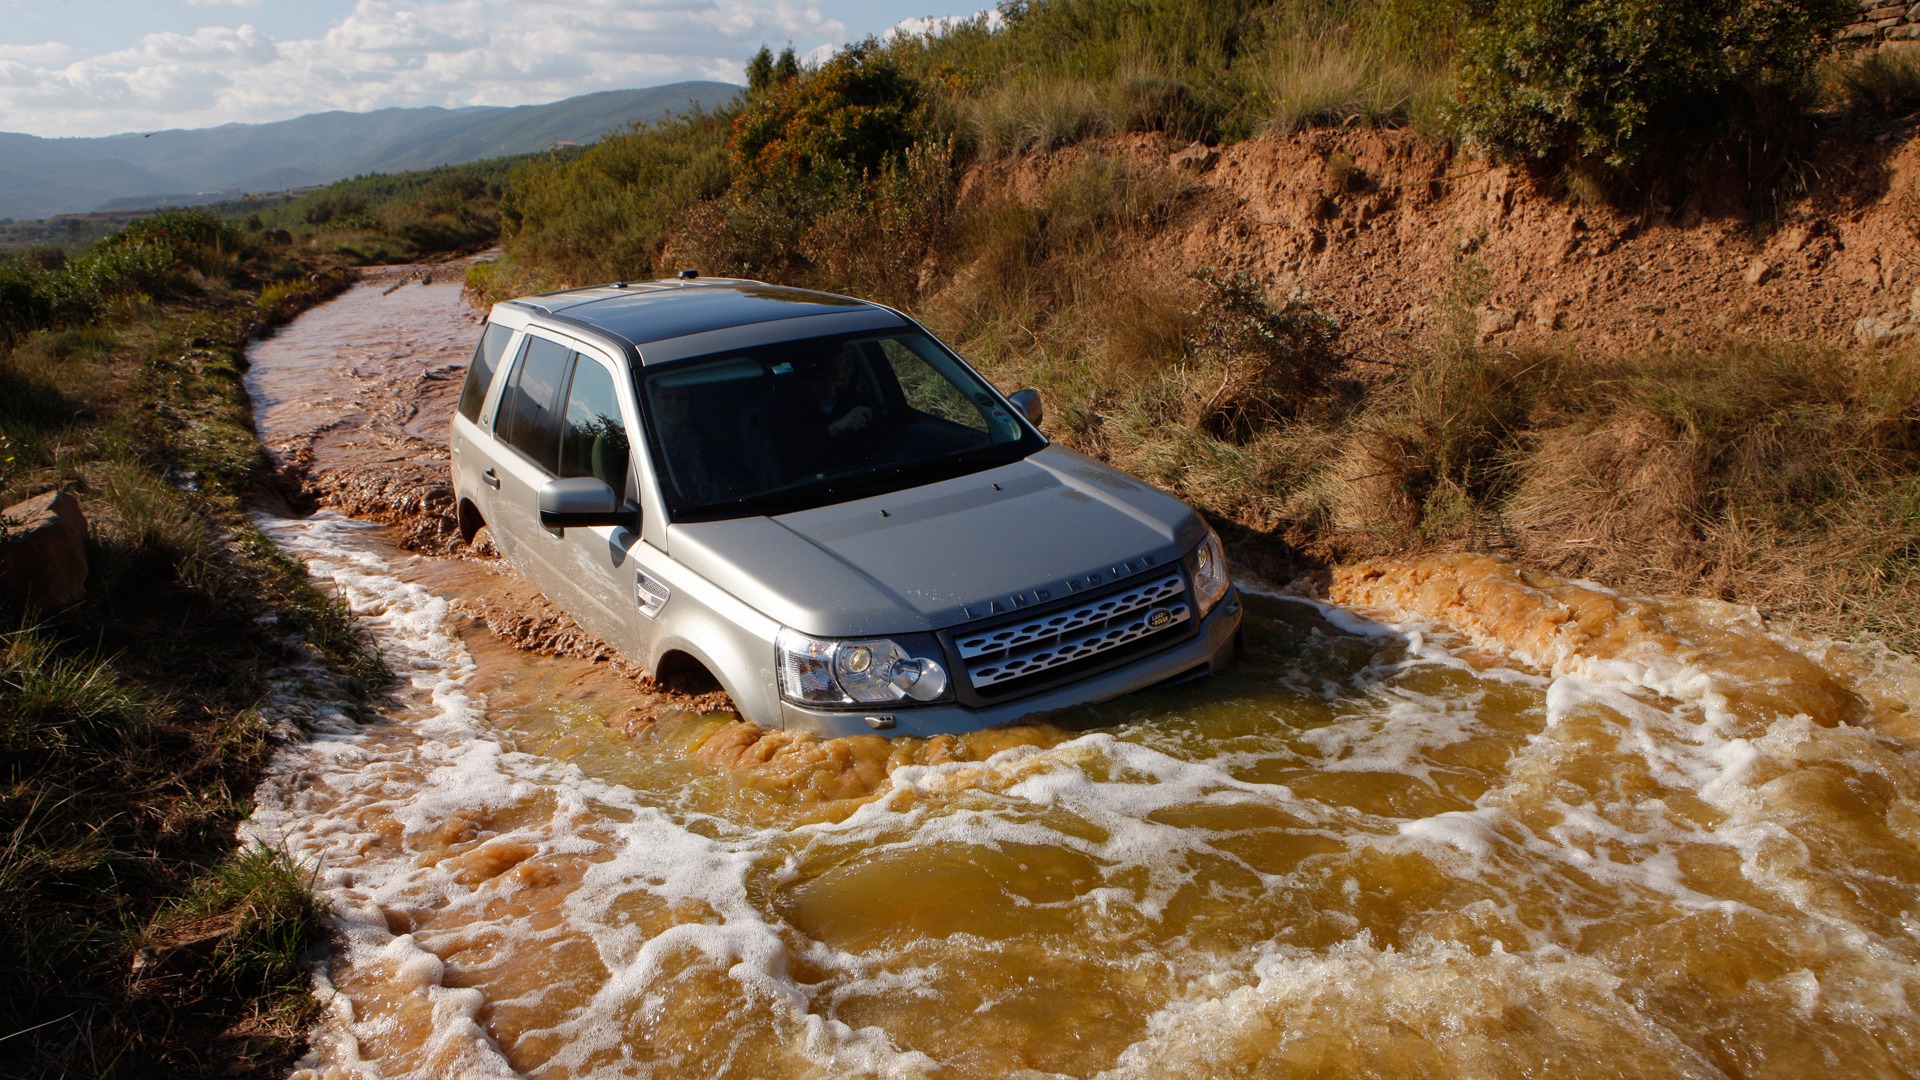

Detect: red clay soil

[958,122,1920,357]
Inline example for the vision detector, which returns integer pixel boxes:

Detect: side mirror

[538,477,631,530]
[1007,388,1043,428]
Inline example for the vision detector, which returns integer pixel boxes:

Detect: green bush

[730,47,930,190]
[0,211,247,333]
[0,256,50,340]
[1453,0,1855,170]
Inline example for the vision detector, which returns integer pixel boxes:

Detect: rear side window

[495,335,571,473]
[559,358,631,497]
[457,322,515,422]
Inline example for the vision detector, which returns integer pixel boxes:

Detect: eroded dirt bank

[961,126,1920,355]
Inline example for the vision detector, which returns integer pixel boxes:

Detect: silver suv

[449,277,1241,738]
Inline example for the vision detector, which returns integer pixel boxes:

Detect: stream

[244,267,1920,1078]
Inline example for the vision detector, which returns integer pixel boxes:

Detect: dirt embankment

[962,125,1920,356]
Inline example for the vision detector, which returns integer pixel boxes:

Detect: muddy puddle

[246,268,1920,1077]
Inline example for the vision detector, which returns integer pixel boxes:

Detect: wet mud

[247,267,1920,1078]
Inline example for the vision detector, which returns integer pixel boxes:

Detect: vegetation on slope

[469,0,1917,650]
[0,210,385,1076]
[232,155,547,265]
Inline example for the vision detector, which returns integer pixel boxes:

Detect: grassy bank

[231,155,547,265]
[0,211,385,1076]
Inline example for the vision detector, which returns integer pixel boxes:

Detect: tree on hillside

[747,45,802,96]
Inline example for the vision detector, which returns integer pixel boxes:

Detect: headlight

[776,628,951,707]
[1185,525,1230,617]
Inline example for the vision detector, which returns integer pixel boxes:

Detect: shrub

[1453,0,1856,170]
[0,256,50,339]
[730,47,929,191]
[1184,270,1342,440]
[797,137,962,306]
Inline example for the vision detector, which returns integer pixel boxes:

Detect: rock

[1531,298,1565,330]
[1744,258,1773,285]
[1171,142,1219,174]
[1476,307,1518,339]
[1854,312,1920,346]
[0,490,89,610]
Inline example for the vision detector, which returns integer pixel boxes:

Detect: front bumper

[776,586,1243,738]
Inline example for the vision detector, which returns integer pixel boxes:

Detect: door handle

[481,468,501,490]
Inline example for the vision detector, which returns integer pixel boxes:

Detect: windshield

[638,330,1046,520]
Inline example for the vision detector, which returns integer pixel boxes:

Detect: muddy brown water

[245,268,1920,1078]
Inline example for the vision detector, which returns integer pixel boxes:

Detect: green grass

[153,842,326,997]
[0,219,384,1075]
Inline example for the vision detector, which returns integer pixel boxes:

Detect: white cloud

[0,0,848,137]
[0,43,75,65]
[882,7,1001,42]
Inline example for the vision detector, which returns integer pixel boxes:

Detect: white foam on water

[248,515,1920,1076]
[1100,935,1728,1079]
[247,512,948,1077]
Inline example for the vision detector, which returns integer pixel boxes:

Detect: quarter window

[458,322,515,422]
[559,357,631,498]
[495,335,571,473]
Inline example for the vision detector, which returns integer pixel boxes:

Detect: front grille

[951,570,1192,697]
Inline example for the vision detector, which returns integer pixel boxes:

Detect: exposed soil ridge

[959,125,1920,356]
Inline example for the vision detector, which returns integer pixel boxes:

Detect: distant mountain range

[0,82,741,222]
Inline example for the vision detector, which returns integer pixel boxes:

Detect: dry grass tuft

[1255,18,1455,134]
[1827,42,1920,118]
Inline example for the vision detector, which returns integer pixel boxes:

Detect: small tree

[1453,0,1856,171]
[730,47,924,190]
[746,45,802,97]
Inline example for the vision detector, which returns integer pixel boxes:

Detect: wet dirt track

[246,267,1920,1078]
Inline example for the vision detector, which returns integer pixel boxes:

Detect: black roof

[506,279,889,349]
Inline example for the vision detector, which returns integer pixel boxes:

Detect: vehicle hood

[665,446,1207,637]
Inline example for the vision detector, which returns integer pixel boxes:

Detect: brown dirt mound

[957,126,1920,356]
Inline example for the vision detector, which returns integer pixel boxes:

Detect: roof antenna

[677,268,699,280]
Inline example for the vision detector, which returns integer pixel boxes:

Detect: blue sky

[0,0,973,138]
